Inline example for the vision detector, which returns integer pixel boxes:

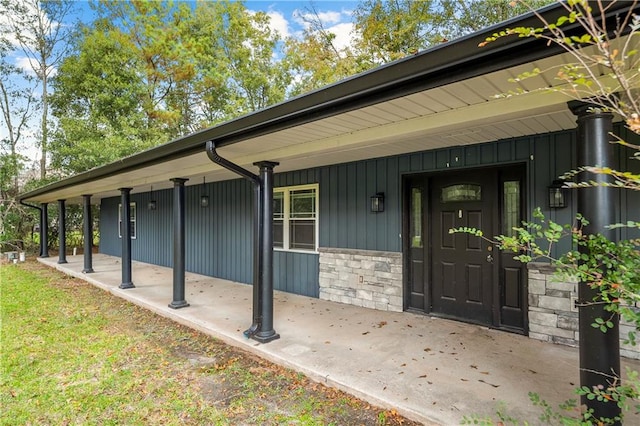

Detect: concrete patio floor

[37,254,640,425]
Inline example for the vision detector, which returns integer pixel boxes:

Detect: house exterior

[20,0,640,398]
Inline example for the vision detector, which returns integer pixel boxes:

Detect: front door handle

[486,254,493,263]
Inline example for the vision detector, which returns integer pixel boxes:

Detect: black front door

[430,172,495,324]
[404,166,527,332]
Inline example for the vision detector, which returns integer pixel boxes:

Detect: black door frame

[402,163,528,333]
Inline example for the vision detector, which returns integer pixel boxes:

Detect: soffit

[25,51,589,204]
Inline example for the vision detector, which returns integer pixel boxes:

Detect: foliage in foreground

[461,1,640,423]
[0,261,413,426]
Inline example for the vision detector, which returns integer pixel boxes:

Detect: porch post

[569,101,620,422]
[57,199,67,264]
[119,188,135,289]
[252,161,280,343]
[40,202,49,258]
[82,194,94,273]
[169,178,189,309]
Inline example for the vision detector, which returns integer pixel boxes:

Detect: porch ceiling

[28,51,579,204]
[32,67,563,204]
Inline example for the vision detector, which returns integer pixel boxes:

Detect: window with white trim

[118,202,137,239]
[274,184,318,252]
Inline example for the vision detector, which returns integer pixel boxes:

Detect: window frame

[273,184,319,253]
[118,202,137,240]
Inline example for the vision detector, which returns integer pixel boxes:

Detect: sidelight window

[273,184,318,252]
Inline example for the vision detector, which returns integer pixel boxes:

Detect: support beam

[169,178,189,309]
[569,101,620,422]
[40,203,49,258]
[82,195,94,273]
[252,161,280,343]
[57,199,67,264]
[119,188,135,289]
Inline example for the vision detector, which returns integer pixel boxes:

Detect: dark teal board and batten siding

[100,178,319,297]
[99,126,640,298]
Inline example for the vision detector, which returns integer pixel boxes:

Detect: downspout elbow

[19,199,42,213]
[206,140,259,185]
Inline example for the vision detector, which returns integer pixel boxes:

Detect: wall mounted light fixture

[148,186,157,210]
[548,180,568,209]
[370,192,385,213]
[200,176,209,208]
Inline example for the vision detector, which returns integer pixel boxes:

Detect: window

[502,181,520,237]
[273,184,318,252]
[118,202,137,239]
[441,184,482,203]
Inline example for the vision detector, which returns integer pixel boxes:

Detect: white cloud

[325,22,354,51]
[265,10,290,38]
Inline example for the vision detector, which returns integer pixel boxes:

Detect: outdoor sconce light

[200,176,209,207]
[548,180,568,209]
[370,192,385,213]
[148,186,157,210]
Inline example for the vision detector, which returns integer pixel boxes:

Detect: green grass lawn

[1,262,415,425]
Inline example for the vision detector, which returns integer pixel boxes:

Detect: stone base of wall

[528,262,640,359]
[318,247,403,312]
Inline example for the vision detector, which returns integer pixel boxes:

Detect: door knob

[486,254,493,263]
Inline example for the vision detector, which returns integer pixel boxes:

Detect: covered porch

[37,253,640,425]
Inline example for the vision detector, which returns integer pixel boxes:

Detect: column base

[168,300,190,309]
[58,260,68,264]
[82,268,94,273]
[119,282,135,289]
[252,330,280,343]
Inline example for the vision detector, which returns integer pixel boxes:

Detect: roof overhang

[19,1,638,204]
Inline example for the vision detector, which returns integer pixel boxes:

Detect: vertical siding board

[398,155,410,174]
[450,147,463,168]
[366,160,377,249]
[376,158,388,249]
[436,149,449,169]
[480,144,495,164]
[497,140,513,163]
[410,153,422,171]
[386,156,401,252]
[515,137,530,161]
[422,151,435,170]
[464,145,479,167]
[356,162,367,248]
[347,163,358,248]
[337,164,348,248]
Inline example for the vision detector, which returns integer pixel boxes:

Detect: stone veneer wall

[528,262,640,360]
[318,247,403,312]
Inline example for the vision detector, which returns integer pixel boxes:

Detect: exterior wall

[528,263,640,360]
[318,248,403,311]
[98,126,640,312]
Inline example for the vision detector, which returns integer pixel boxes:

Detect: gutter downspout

[19,199,45,257]
[206,140,277,341]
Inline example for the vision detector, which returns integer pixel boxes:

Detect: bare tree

[2,0,75,179]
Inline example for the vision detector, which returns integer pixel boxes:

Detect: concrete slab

[38,254,640,425]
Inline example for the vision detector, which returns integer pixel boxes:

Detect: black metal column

[82,195,94,273]
[570,101,620,422]
[119,188,135,289]
[40,203,49,258]
[169,178,189,309]
[253,161,280,343]
[244,182,263,337]
[57,199,67,264]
